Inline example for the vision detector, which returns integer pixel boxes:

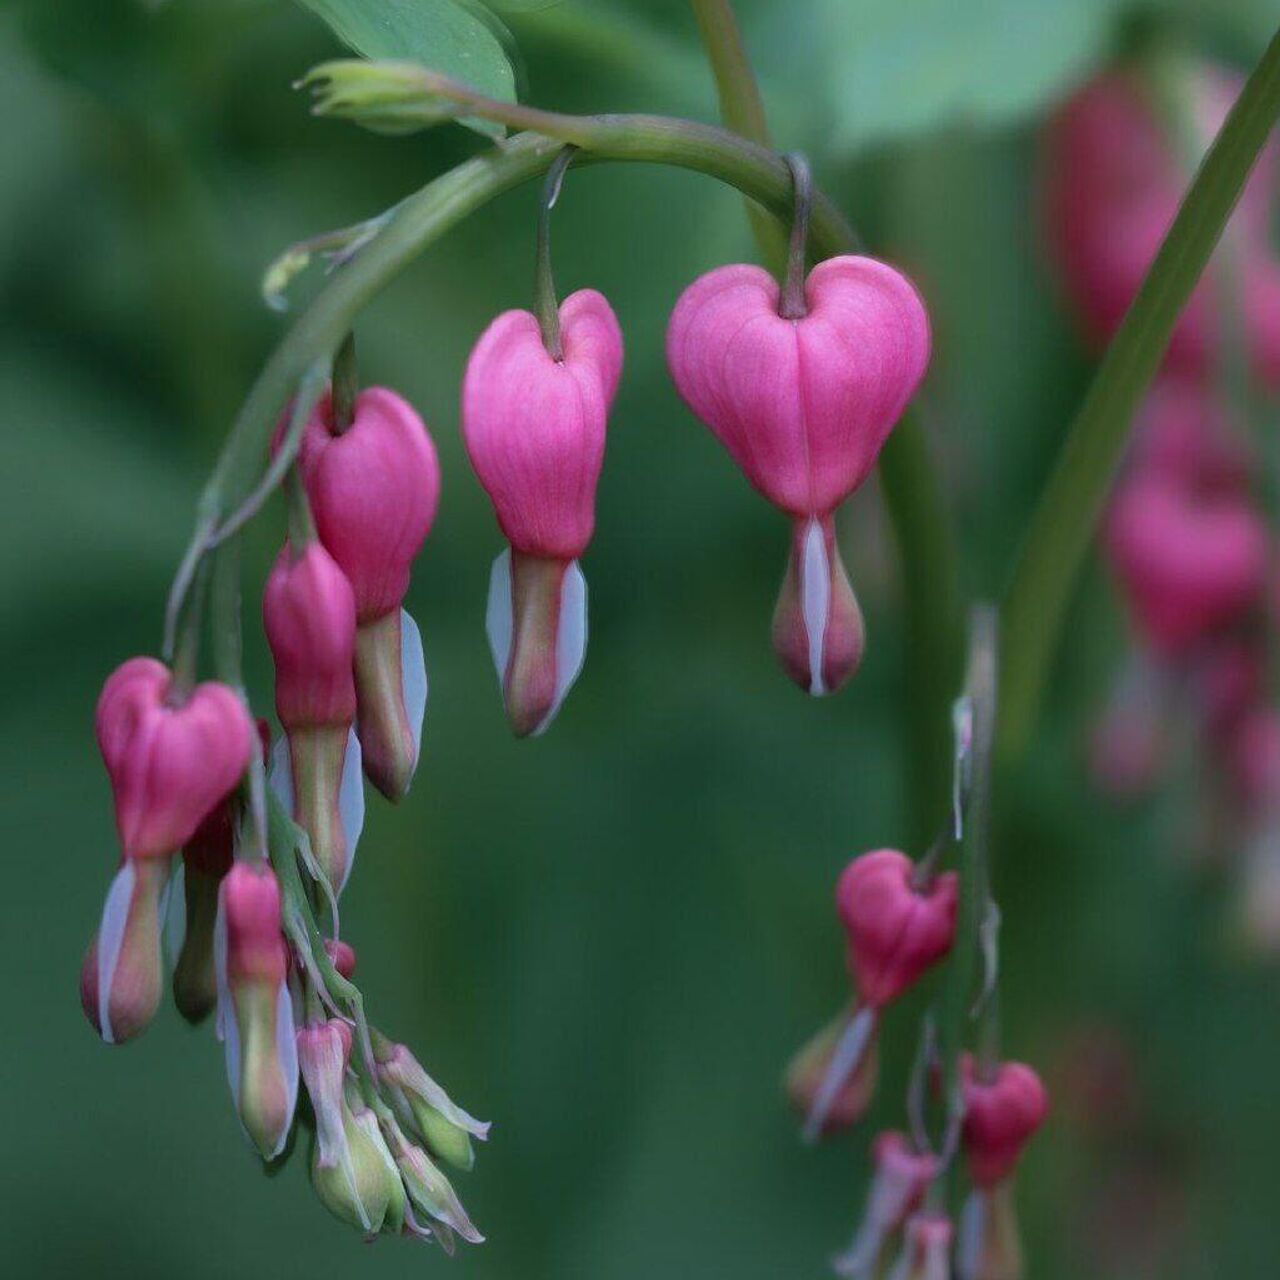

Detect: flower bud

[1131,377,1252,498]
[79,856,171,1044]
[216,862,298,1159]
[172,720,270,1023]
[96,657,254,860]
[295,386,439,798]
[961,1055,1048,1190]
[463,290,622,737]
[387,1119,484,1245]
[312,1099,407,1236]
[956,1184,1023,1280]
[1104,476,1266,659]
[374,1033,490,1173]
[667,257,928,694]
[837,850,959,1009]
[887,1212,953,1280]
[325,937,357,979]
[833,1131,938,1277]
[785,1010,879,1137]
[264,542,357,731]
[263,542,363,892]
[772,514,865,695]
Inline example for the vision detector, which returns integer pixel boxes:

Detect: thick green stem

[998,25,1280,759]
[688,0,788,273]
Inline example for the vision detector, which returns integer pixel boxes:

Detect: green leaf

[818,0,1125,154]
[295,0,517,136]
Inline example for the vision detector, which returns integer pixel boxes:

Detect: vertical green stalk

[999,24,1280,758]
[689,0,789,273]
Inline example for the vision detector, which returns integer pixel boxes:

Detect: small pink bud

[463,291,621,738]
[961,1055,1049,1189]
[887,1212,953,1280]
[80,856,171,1044]
[833,1131,938,1276]
[297,1019,354,1174]
[785,1010,880,1137]
[263,542,358,731]
[771,514,865,695]
[216,861,298,1159]
[96,657,254,860]
[1105,476,1267,659]
[837,850,959,1008]
[666,256,928,694]
[325,937,357,979]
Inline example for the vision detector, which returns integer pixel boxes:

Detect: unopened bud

[216,862,298,1159]
[312,1099,407,1235]
[354,607,427,801]
[389,1121,484,1245]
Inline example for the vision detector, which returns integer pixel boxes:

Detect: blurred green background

[4,1,1279,1276]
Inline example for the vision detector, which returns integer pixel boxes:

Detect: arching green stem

[172,110,958,823]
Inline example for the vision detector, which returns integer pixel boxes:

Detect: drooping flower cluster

[81,379,489,1249]
[790,844,1047,1279]
[1042,61,1280,946]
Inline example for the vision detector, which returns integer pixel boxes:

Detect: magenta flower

[83,657,254,1044]
[95,657,254,861]
[215,861,298,1159]
[462,289,623,737]
[297,386,439,800]
[666,256,929,694]
[263,541,363,894]
[1105,475,1267,659]
[960,1055,1049,1190]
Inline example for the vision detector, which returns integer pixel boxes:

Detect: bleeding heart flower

[666,255,929,695]
[960,1055,1049,1190]
[462,288,623,737]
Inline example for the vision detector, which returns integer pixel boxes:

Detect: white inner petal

[162,857,186,969]
[267,734,294,813]
[484,548,514,691]
[337,728,365,895]
[96,860,138,1045]
[802,1004,875,1144]
[955,1189,987,1280]
[399,607,428,771]
[534,558,589,737]
[269,978,300,1159]
[800,517,831,697]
